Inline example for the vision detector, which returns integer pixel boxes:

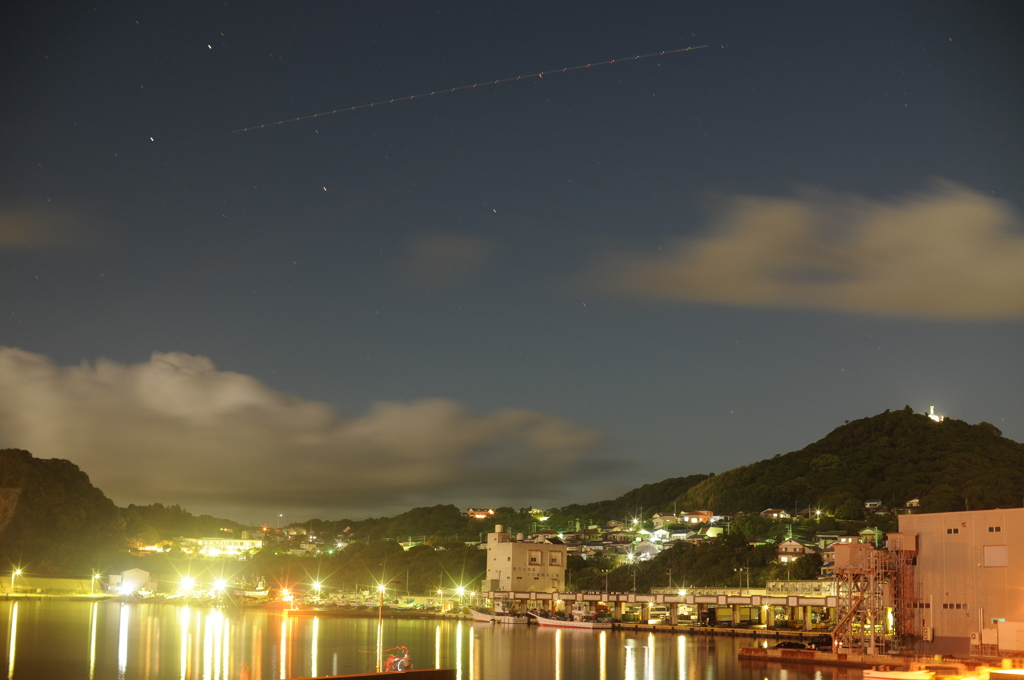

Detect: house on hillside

[602,530,633,545]
[761,508,791,520]
[776,539,818,563]
[680,510,714,524]
[651,513,679,530]
[815,533,854,549]
[859,526,884,547]
[897,498,922,514]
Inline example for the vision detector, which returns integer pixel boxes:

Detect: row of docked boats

[467,603,613,629]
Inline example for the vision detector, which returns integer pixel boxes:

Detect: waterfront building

[484,525,566,592]
[178,536,264,556]
[898,507,1024,657]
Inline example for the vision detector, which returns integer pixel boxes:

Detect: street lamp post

[734,567,749,595]
[375,580,402,672]
[11,569,22,594]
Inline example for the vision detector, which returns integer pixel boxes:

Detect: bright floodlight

[455,586,465,595]
[378,584,387,593]
[213,579,227,591]
[313,581,322,591]
[181,577,195,592]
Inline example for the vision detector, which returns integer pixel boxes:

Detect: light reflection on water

[5,603,16,680]
[0,600,865,680]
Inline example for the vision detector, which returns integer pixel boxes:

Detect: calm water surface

[2,600,864,680]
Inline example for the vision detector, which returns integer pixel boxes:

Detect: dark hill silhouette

[0,448,126,574]
[675,407,1024,517]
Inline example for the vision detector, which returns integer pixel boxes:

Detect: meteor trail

[232,45,708,133]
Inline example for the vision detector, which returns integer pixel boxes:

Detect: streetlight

[734,567,749,595]
[376,580,402,673]
[11,569,22,594]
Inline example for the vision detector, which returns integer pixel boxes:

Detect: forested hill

[676,407,1024,517]
[549,474,711,525]
[0,448,126,573]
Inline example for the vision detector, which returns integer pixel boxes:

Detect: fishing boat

[467,607,530,624]
[528,611,612,629]
[861,670,935,680]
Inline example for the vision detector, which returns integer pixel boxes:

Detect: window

[988,526,1002,533]
[946,528,959,534]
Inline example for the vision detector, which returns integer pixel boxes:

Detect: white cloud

[589,181,1024,320]
[0,348,606,519]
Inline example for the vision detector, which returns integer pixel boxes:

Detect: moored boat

[528,611,612,629]
[861,670,935,680]
[467,607,529,624]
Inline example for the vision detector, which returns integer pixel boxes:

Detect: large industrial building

[898,507,1024,656]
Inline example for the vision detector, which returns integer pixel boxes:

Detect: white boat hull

[861,671,934,680]
[529,613,612,629]
[467,608,529,624]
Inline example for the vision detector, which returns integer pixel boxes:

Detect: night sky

[2,2,1022,524]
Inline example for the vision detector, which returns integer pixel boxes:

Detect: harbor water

[1,600,864,680]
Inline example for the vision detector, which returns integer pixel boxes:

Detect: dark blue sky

[2,2,1022,523]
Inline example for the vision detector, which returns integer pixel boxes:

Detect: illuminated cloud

[401,234,495,285]
[0,205,87,248]
[0,347,606,519]
[589,181,1024,320]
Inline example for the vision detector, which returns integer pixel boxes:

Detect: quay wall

[289,671,455,680]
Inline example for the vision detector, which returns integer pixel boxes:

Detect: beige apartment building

[484,525,566,593]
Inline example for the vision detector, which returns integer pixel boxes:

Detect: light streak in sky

[233,45,708,132]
